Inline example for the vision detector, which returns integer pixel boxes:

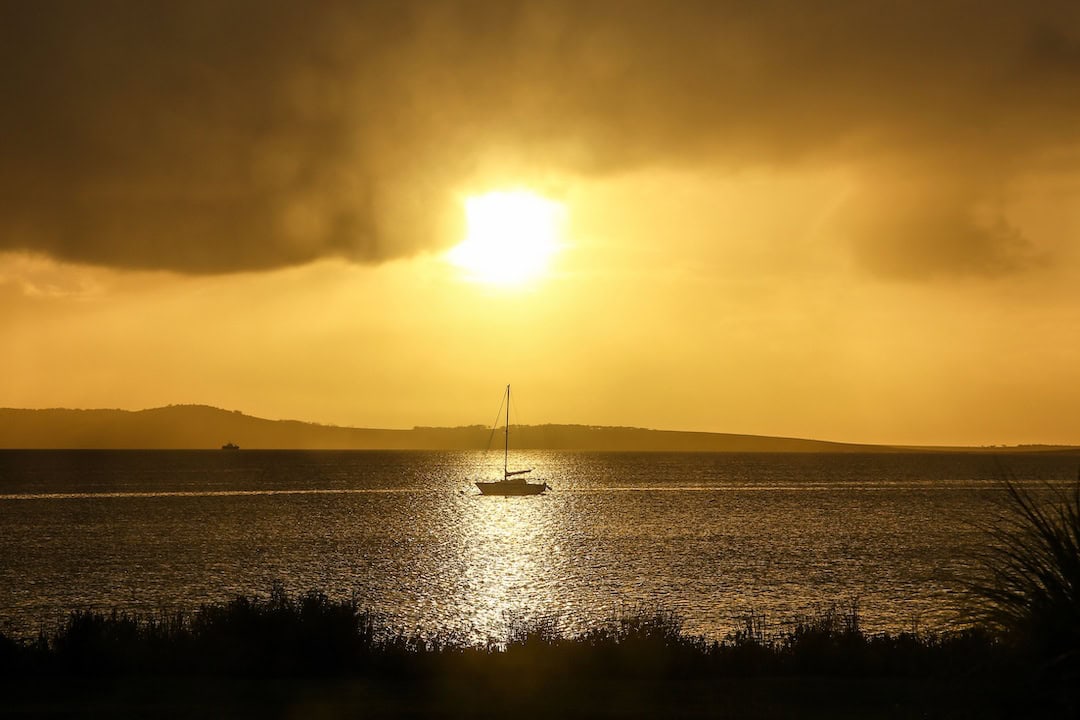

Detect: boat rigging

[474,385,549,496]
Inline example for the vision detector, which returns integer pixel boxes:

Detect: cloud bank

[2,0,1079,275]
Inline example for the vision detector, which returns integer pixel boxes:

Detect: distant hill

[0,405,1075,452]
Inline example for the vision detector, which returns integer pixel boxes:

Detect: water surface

[1,450,1075,640]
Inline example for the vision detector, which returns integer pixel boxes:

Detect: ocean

[1,450,1076,641]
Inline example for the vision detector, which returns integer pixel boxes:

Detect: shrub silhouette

[189,582,373,674]
[781,601,866,674]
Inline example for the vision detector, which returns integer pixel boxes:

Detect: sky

[2,0,1080,446]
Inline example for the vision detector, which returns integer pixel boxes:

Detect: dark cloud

[1,1,1079,275]
[838,171,1045,280]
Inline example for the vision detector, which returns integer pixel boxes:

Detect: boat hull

[475,480,548,496]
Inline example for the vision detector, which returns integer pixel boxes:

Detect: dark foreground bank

[0,586,1073,718]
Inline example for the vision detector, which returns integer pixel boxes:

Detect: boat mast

[504,384,510,479]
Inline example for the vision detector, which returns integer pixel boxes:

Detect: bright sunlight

[447,190,565,285]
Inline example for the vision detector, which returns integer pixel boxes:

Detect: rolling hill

[0,405,1074,452]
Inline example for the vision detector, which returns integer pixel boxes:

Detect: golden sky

[2,1,1080,446]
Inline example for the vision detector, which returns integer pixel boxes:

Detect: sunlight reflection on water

[0,450,1076,640]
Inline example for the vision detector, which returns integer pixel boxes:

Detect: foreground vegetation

[0,593,1066,718]
[1,477,1077,717]
[968,477,1080,692]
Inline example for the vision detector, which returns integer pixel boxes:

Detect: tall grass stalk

[968,473,1080,686]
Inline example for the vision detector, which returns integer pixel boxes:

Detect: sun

[447,190,565,285]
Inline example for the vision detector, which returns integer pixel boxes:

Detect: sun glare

[447,190,565,285]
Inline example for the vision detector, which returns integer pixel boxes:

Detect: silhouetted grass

[0,590,1031,717]
[0,592,1007,677]
[967,473,1080,710]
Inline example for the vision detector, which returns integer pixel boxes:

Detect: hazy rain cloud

[2,0,1079,276]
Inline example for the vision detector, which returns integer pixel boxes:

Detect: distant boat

[475,385,549,496]
[221,442,240,450]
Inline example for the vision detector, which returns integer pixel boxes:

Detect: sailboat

[475,385,549,496]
